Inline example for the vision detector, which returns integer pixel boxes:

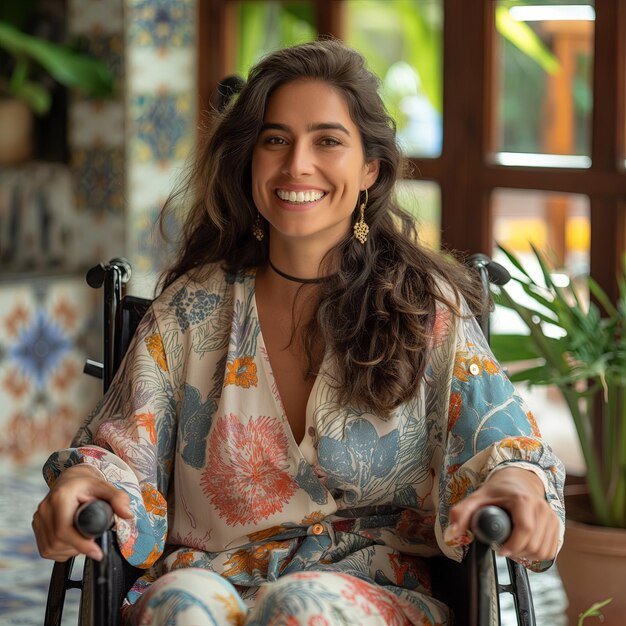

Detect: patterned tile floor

[0,463,568,626]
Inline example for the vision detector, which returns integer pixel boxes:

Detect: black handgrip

[86,263,106,288]
[75,500,114,539]
[467,253,512,286]
[471,505,512,545]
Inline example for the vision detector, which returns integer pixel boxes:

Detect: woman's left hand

[446,466,560,562]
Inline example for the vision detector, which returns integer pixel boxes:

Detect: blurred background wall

[0,0,197,470]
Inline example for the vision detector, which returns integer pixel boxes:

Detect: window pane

[491,188,589,475]
[395,180,441,248]
[491,188,589,353]
[231,2,316,76]
[492,188,589,277]
[493,1,594,167]
[492,187,589,346]
[344,0,443,157]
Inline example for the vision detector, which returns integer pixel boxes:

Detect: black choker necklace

[268,258,329,284]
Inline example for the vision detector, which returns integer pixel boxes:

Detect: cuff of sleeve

[486,460,565,569]
[486,460,551,495]
[77,458,109,482]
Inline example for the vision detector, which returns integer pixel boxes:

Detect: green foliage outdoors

[491,244,626,528]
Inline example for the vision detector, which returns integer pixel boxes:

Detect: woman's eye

[265,136,287,145]
[320,137,341,146]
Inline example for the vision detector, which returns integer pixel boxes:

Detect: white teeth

[276,189,324,203]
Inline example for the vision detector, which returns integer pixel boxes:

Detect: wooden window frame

[198,0,626,300]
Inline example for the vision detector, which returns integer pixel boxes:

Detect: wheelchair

[43,256,536,626]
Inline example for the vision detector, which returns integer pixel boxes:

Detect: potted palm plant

[0,19,114,163]
[490,244,626,626]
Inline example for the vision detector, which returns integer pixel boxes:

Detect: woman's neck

[267,258,332,284]
[267,240,336,284]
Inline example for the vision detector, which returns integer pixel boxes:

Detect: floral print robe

[44,265,565,624]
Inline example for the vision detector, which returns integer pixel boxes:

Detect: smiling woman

[251,79,379,257]
[33,39,565,626]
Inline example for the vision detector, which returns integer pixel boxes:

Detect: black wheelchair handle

[471,505,512,545]
[75,500,114,539]
[467,253,511,286]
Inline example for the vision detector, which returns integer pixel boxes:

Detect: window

[198,0,626,301]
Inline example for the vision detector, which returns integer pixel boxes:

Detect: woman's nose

[282,142,314,178]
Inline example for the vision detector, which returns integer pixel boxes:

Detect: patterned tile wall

[125,0,197,297]
[0,0,198,468]
[68,0,127,265]
[0,276,102,470]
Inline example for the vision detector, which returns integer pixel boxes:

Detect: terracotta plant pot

[0,99,33,165]
[557,491,626,625]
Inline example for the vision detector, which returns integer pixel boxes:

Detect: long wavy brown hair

[159,39,485,417]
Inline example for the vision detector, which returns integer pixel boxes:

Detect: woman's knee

[247,571,405,626]
[126,568,246,626]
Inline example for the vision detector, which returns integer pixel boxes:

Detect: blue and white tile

[72,147,125,214]
[127,48,196,93]
[70,101,126,148]
[0,277,101,470]
[0,467,80,626]
[128,92,194,164]
[126,0,195,50]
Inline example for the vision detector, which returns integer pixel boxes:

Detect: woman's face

[251,79,379,248]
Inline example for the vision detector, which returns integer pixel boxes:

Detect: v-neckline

[251,273,320,449]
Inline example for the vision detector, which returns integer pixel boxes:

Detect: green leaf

[577,597,613,626]
[495,6,560,74]
[497,242,533,281]
[508,364,553,385]
[589,276,619,318]
[9,79,50,114]
[490,333,540,362]
[0,21,114,104]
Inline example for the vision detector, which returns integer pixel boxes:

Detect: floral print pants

[124,568,443,626]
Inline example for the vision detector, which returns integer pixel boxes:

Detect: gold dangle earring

[252,212,264,241]
[353,188,369,244]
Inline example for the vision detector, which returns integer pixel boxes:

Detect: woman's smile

[275,189,326,204]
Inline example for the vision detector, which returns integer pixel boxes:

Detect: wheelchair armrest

[84,359,104,379]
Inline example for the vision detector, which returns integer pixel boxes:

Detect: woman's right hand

[32,464,133,562]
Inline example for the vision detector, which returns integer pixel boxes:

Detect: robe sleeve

[432,302,566,570]
[42,305,177,568]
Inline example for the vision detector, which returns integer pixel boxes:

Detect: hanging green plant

[0,21,114,115]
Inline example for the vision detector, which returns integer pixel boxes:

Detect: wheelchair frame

[44,257,536,626]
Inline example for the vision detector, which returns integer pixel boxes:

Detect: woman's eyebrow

[260,122,351,136]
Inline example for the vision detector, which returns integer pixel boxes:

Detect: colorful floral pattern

[201,413,298,525]
[224,356,258,388]
[43,265,566,625]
